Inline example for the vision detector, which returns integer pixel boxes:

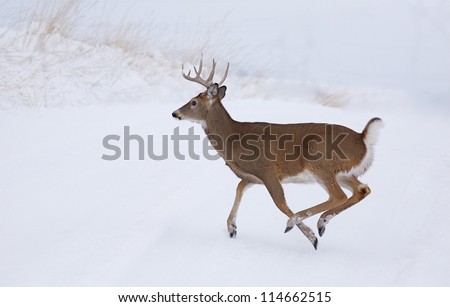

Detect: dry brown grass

[0,0,244,108]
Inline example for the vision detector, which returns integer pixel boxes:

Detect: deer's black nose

[172,111,181,120]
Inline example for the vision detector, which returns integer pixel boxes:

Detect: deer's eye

[191,100,197,106]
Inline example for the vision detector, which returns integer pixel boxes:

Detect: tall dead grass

[11,0,86,50]
[0,0,160,107]
[0,0,247,108]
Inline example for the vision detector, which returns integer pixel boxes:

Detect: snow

[0,0,449,286]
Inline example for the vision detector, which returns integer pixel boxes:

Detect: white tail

[172,57,383,250]
[363,117,384,146]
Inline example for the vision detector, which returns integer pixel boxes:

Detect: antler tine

[181,64,192,79]
[182,57,229,88]
[193,57,203,76]
[204,59,216,85]
[218,62,229,86]
[182,57,209,88]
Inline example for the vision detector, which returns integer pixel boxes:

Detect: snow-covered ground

[0,0,448,286]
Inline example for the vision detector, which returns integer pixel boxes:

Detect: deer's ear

[207,83,219,98]
[218,86,226,100]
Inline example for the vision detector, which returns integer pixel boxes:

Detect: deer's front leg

[227,179,253,238]
[262,175,318,250]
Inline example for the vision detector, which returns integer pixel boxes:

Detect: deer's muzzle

[172,110,182,120]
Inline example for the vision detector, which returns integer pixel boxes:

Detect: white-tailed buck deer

[172,57,383,249]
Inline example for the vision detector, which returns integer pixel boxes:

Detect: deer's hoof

[318,226,326,237]
[284,225,294,233]
[317,218,327,237]
[228,223,237,238]
[312,238,318,250]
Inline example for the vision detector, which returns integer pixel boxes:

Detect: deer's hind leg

[317,175,371,237]
[285,173,348,233]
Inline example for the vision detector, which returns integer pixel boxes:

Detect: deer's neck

[203,101,236,137]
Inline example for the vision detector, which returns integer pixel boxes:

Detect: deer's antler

[182,57,229,88]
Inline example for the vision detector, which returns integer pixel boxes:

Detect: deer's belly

[281,170,316,184]
[225,161,262,184]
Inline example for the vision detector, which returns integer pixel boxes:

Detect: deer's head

[172,58,228,126]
